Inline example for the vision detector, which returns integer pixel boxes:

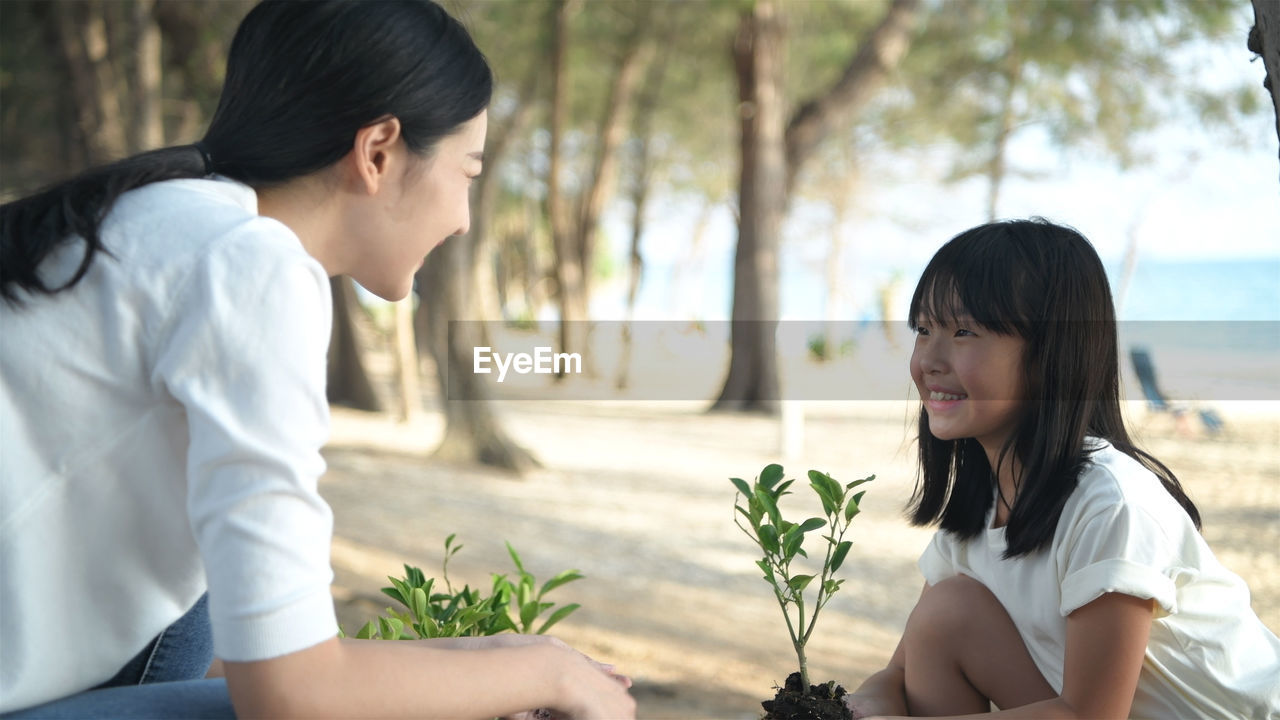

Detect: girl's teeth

[930,391,966,401]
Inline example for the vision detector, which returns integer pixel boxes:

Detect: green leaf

[506,542,526,574]
[355,620,377,640]
[411,586,428,620]
[539,569,584,598]
[831,540,853,572]
[730,477,752,498]
[787,574,814,593]
[759,463,784,490]
[846,475,875,491]
[755,559,774,580]
[536,603,581,635]
[517,574,535,607]
[798,517,826,533]
[759,524,780,554]
[783,530,804,559]
[755,487,781,527]
[844,500,860,522]
[405,565,425,587]
[519,601,540,630]
[775,479,795,497]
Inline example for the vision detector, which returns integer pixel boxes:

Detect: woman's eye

[914,326,930,337]
[955,328,975,337]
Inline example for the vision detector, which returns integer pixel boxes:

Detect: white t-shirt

[0,178,338,712]
[919,439,1280,719]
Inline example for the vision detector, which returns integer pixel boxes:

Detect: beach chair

[1129,347,1224,436]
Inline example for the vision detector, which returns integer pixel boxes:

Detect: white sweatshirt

[920,440,1280,719]
[1,178,338,712]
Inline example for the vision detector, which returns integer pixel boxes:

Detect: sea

[604,256,1280,404]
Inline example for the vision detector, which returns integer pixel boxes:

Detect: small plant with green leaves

[732,463,873,700]
[344,534,583,640]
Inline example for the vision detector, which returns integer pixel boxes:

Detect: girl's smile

[910,316,1026,454]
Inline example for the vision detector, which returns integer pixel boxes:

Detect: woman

[0,2,634,718]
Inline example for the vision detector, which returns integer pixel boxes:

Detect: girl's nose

[914,338,948,374]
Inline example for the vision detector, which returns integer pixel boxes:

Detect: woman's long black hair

[906,218,1200,558]
[0,0,492,305]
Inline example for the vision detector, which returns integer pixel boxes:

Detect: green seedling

[732,464,874,693]
[343,534,582,640]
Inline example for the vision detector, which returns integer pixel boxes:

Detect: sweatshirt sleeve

[918,530,957,586]
[151,221,337,662]
[1056,498,1181,620]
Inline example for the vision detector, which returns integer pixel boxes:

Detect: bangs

[908,227,1036,337]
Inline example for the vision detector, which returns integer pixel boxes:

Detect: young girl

[845,219,1280,719]
[0,2,633,718]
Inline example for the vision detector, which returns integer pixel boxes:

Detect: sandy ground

[320,384,1279,718]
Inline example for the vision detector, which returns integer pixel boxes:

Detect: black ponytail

[1,0,491,305]
[0,146,210,304]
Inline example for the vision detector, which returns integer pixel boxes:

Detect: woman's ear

[348,117,403,196]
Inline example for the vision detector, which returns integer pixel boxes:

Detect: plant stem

[796,638,810,691]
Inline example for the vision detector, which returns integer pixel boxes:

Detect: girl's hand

[844,693,895,720]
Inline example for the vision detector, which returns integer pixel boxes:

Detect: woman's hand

[444,636,631,720]
[452,634,633,690]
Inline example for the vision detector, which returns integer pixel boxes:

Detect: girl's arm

[844,638,909,719]
[866,591,1154,720]
[843,584,924,718]
[223,635,635,719]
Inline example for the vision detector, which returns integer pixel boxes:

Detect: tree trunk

[417,237,539,475]
[616,51,668,391]
[130,0,163,152]
[783,0,921,197]
[391,298,420,423]
[468,70,540,339]
[574,25,655,306]
[547,0,587,365]
[713,0,786,414]
[1251,0,1280,180]
[326,277,382,412]
[51,0,128,164]
[716,0,923,412]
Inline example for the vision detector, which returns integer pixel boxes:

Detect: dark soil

[760,671,853,720]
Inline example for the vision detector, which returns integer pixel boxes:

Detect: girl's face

[910,314,1026,452]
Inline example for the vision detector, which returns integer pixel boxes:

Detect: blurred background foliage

[1,0,1271,468]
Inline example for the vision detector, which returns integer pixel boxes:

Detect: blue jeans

[4,594,236,719]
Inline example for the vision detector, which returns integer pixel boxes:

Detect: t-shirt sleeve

[1056,499,1181,619]
[918,530,957,586]
[152,224,337,662]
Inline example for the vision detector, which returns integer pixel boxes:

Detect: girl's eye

[914,326,931,337]
[954,328,975,337]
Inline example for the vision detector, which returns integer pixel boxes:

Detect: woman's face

[352,110,488,300]
[910,313,1026,453]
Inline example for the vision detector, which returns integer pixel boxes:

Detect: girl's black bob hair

[1,0,492,304]
[906,218,1200,558]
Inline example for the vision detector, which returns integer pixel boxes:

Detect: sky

[595,29,1280,324]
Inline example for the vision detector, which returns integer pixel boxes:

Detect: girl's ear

[348,117,403,196]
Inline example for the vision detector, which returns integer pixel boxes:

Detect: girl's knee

[907,574,1004,639]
